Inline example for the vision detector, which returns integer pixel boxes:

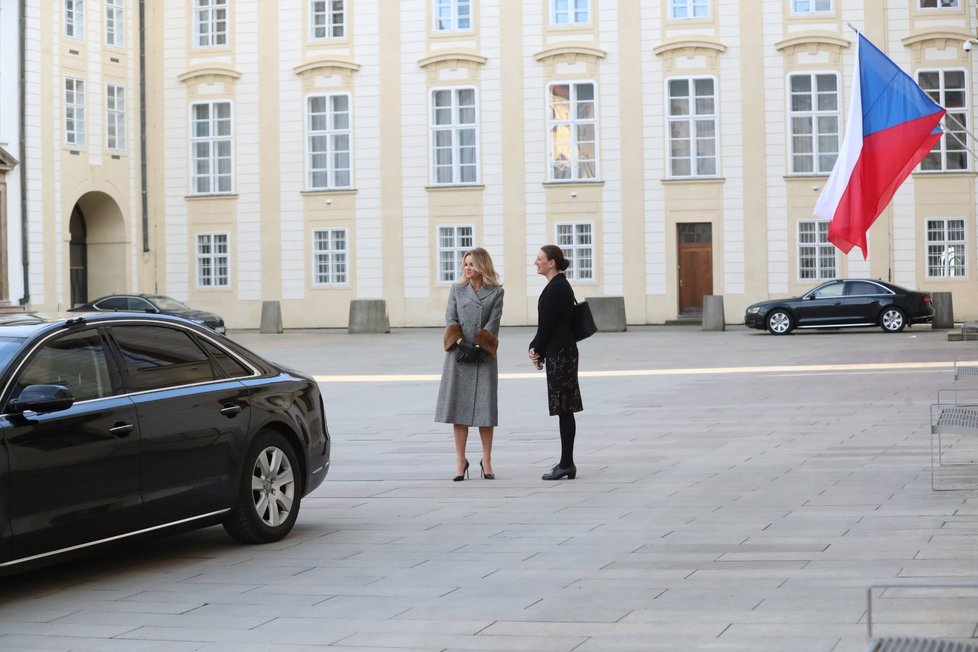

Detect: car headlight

[746,306,762,314]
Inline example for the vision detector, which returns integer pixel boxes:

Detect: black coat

[529,273,576,358]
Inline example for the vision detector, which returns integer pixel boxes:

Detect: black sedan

[0,312,330,572]
[744,279,933,335]
[70,294,226,334]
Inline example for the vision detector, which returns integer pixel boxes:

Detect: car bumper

[744,312,766,330]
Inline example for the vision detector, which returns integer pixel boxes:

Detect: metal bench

[868,637,978,651]
[867,582,978,651]
[953,357,978,381]
[930,390,978,490]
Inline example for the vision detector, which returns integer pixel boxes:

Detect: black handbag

[573,300,598,341]
[455,340,488,364]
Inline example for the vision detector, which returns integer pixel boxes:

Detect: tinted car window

[811,283,844,299]
[198,338,252,378]
[846,281,887,296]
[111,325,219,391]
[15,329,113,402]
[95,297,129,310]
[128,298,155,311]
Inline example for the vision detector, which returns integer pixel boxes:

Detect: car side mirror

[8,384,75,414]
[145,307,160,314]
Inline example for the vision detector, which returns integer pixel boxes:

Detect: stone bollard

[931,291,954,330]
[348,299,390,334]
[259,300,283,334]
[585,296,627,332]
[702,295,725,331]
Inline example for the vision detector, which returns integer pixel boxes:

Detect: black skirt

[545,346,583,416]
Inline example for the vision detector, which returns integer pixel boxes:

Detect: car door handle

[109,423,135,437]
[220,405,242,418]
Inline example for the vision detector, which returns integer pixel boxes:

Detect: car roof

[0,311,201,338]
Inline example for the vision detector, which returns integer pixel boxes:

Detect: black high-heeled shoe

[453,460,470,482]
[480,460,495,480]
[542,463,577,480]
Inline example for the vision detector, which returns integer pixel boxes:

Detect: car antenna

[64,317,87,327]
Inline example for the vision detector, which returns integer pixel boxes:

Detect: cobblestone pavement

[2,324,978,651]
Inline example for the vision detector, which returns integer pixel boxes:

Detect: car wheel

[766,309,793,335]
[879,307,906,333]
[223,430,303,544]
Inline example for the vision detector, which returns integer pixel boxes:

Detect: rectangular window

[791,0,831,12]
[437,225,474,283]
[670,0,709,19]
[195,0,227,47]
[920,0,959,8]
[196,233,230,288]
[668,77,718,177]
[312,229,349,285]
[552,0,589,25]
[548,82,597,181]
[435,0,471,31]
[919,70,967,171]
[789,73,839,174]
[191,101,233,194]
[556,223,594,281]
[307,94,352,190]
[797,221,836,280]
[310,0,344,39]
[927,218,966,277]
[106,0,123,46]
[65,78,86,146]
[431,88,479,185]
[65,0,84,38]
[106,84,125,151]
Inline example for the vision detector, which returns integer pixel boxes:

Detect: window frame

[547,80,599,182]
[666,75,719,178]
[926,217,967,279]
[796,220,837,281]
[790,0,832,13]
[669,0,709,20]
[918,68,968,173]
[196,232,231,289]
[106,84,126,151]
[434,0,471,32]
[106,0,124,47]
[65,0,84,39]
[190,100,234,195]
[555,222,595,282]
[918,0,960,9]
[65,77,86,147]
[310,0,345,40]
[430,87,480,186]
[787,71,840,175]
[437,225,475,283]
[551,0,590,25]
[306,93,353,190]
[194,0,228,48]
[312,228,349,287]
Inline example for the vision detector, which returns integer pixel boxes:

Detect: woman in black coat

[528,245,583,480]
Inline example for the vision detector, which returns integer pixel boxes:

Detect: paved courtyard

[2,324,978,651]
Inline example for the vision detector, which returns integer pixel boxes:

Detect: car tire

[223,430,303,544]
[766,309,793,335]
[879,307,906,333]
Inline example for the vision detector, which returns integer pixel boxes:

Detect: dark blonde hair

[540,245,570,272]
[460,247,501,286]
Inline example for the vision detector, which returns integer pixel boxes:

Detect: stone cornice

[653,37,726,57]
[177,65,242,84]
[533,44,607,63]
[293,57,362,76]
[417,51,488,69]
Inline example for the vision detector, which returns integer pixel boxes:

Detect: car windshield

[149,296,192,311]
[0,336,26,369]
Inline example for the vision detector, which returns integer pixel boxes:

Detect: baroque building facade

[9,1,978,328]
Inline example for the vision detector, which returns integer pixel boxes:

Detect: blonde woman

[435,248,504,481]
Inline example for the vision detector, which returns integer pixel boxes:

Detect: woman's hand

[528,348,543,370]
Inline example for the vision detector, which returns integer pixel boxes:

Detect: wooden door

[677,223,713,316]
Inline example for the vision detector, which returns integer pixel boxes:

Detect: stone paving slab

[4,326,978,650]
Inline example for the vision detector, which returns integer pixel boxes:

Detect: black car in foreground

[70,294,226,334]
[744,279,933,335]
[0,312,330,572]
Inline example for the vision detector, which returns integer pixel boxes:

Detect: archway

[69,192,127,307]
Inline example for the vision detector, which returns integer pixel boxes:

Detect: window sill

[185,193,239,200]
[542,180,605,187]
[301,188,358,196]
[913,170,976,177]
[426,184,485,192]
[661,177,725,185]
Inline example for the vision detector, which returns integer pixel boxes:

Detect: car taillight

[923,295,931,304]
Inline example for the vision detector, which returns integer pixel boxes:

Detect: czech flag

[814,33,945,257]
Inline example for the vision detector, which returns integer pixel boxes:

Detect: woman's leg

[558,412,576,468]
[478,426,493,475]
[454,424,469,476]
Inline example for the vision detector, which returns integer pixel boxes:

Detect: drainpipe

[139,0,148,252]
[18,0,29,305]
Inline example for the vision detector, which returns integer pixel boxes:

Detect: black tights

[558,412,576,467]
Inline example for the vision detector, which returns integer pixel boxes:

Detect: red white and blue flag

[814,33,946,257]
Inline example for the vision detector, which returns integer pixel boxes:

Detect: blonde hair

[460,247,501,287]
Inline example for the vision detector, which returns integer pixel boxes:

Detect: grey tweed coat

[435,283,504,427]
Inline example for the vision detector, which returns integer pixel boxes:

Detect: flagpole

[942,112,978,157]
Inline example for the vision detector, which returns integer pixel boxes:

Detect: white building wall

[87,0,102,169]
[125,0,140,291]
[234,1,261,301]
[599,4,623,296]
[0,0,24,303]
[278,8,304,301]
[762,1,788,294]
[640,8,665,296]
[718,1,744,295]
[163,3,190,298]
[480,0,504,276]
[887,11,917,287]
[522,2,546,296]
[401,0,429,299]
